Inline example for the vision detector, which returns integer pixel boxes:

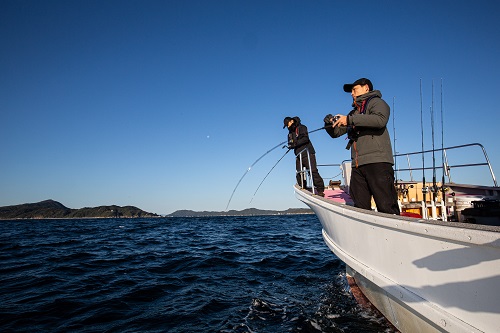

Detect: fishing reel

[324,114,341,125]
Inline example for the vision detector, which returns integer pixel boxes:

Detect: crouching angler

[283,116,325,197]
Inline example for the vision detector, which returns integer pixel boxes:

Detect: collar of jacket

[355,90,382,102]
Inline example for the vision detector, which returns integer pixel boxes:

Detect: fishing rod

[249,148,291,204]
[431,80,437,202]
[392,96,397,185]
[225,125,327,211]
[420,79,427,213]
[307,126,328,135]
[225,140,286,211]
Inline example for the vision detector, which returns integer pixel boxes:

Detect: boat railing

[317,162,349,189]
[393,143,498,187]
[295,147,320,195]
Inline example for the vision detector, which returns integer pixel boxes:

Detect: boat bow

[295,185,500,333]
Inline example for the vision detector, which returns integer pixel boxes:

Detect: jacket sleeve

[325,125,347,138]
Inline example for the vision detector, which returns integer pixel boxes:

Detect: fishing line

[225,125,327,211]
[322,171,343,180]
[249,148,291,204]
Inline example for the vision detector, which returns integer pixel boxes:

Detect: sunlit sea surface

[0,215,395,332]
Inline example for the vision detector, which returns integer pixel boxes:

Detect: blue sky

[1,0,500,215]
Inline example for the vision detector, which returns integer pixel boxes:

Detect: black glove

[324,114,334,125]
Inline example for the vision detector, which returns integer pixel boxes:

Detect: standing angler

[323,78,400,214]
[284,116,325,197]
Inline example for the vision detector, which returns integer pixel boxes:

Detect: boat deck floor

[323,188,354,205]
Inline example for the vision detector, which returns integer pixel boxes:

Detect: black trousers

[295,153,324,192]
[349,162,400,214]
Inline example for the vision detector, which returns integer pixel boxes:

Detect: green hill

[0,200,159,219]
[166,207,312,217]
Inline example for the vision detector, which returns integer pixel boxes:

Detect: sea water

[0,215,395,332]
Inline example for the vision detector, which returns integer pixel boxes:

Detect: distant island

[0,200,313,220]
[0,200,159,219]
[166,208,313,217]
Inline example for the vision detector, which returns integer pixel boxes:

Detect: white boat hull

[295,185,500,333]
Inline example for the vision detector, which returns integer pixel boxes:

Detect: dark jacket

[325,90,394,167]
[288,117,315,155]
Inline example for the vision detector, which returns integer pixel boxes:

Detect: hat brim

[343,84,354,92]
[283,117,292,128]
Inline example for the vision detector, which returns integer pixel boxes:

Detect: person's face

[287,120,294,128]
[351,84,370,98]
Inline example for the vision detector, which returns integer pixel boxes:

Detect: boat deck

[301,186,500,232]
[323,188,354,205]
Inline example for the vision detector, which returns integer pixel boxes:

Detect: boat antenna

[431,80,437,202]
[420,79,427,206]
[392,96,398,185]
[250,148,291,203]
[225,124,327,211]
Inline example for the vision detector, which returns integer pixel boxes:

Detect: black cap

[283,116,292,128]
[343,78,373,92]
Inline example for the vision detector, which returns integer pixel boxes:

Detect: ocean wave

[0,216,395,333]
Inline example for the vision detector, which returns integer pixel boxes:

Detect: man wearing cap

[323,78,400,214]
[284,116,325,196]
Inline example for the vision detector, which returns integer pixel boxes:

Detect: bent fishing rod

[249,148,291,204]
[225,124,327,211]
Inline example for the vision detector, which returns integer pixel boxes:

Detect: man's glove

[324,114,334,125]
